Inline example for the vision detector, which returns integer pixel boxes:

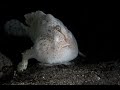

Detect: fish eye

[55,25,61,31]
[48,29,51,32]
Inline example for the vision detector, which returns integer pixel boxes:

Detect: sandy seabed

[1,57,120,85]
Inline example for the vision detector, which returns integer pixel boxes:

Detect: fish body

[5,11,79,71]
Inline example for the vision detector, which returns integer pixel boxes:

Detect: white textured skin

[5,11,79,71]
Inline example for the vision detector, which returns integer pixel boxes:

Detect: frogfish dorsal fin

[24,11,46,26]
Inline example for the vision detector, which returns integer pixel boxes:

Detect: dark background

[0,2,119,64]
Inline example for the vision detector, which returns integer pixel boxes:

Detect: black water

[0,4,119,64]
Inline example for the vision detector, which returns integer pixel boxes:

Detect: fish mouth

[62,44,70,48]
[55,29,71,48]
[54,25,68,42]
